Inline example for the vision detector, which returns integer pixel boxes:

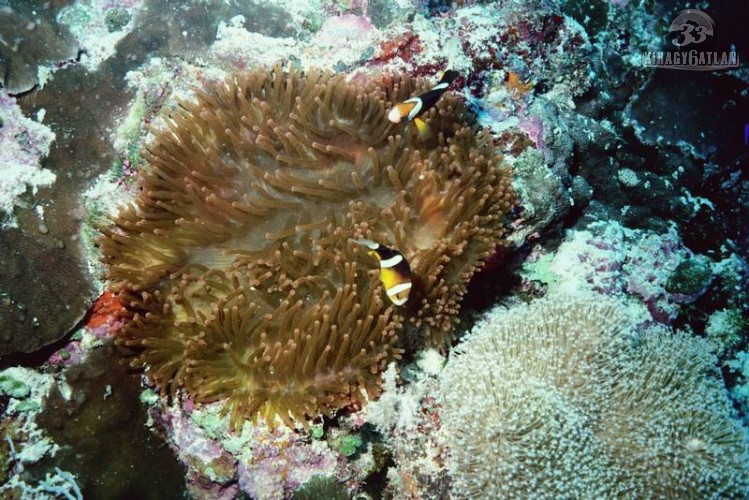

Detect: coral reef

[728,352,749,425]
[0,322,186,498]
[291,475,348,500]
[0,366,69,498]
[706,308,746,355]
[1,0,745,496]
[440,294,749,498]
[58,0,142,71]
[0,90,56,228]
[665,255,713,300]
[100,63,514,428]
[0,1,79,95]
[0,0,154,357]
[529,220,716,322]
[144,396,373,498]
[508,147,570,244]
[0,229,97,356]
[364,357,449,497]
[33,342,187,498]
[531,218,749,334]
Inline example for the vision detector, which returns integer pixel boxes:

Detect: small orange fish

[506,71,533,97]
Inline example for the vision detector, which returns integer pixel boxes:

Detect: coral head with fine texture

[441,294,749,498]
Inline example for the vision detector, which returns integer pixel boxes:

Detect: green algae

[189,406,227,441]
[139,388,159,406]
[333,433,363,457]
[13,400,41,413]
[309,424,324,440]
[520,252,560,288]
[104,7,132,32]
[0,374,31,399]
[666,257,712,296]
[292,475,348,500]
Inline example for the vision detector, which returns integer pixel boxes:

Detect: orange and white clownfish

[387,70,459,138]
[350,239,412,306]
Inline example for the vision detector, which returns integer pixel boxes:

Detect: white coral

[440,294,749,499]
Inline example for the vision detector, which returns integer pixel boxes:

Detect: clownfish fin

[440,69,459,86]
[414,117,432,140]
[349,238,379,250]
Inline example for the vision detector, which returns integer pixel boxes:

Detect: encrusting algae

[99,63,515,428]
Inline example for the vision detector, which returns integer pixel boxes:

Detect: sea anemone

[99,63,514,427]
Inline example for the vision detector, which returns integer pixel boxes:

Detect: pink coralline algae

[561,223,628,296]
[370,30,423,68]
[314,14,375,51]
[363,363,450,497]
[149,401,354,500]
[237,428,341,499]
[550,221,701,323]
[362,3,590,96]
[519,115,545,148]
[45,292,122,368]
[45,323,117,368]
[622,226,690,322]
[154,404,239,499]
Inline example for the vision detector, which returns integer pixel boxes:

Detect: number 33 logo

[671,23,709,46]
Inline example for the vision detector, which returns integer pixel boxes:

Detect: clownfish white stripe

[379,254,404,268]
[387,107,401,123]
[386,282,412,296]
[386,282,413,304]
[389,296,408,306]
[404,98,423,121]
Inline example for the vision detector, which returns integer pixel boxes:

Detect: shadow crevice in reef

[30,341,187,498]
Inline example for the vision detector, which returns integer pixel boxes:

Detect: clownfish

[350,239,412,306]
[387,70,459,139]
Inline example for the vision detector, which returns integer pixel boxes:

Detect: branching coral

[440,294,749,498]
[99,63,514,427]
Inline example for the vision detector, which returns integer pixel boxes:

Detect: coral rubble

[100,63,514,427]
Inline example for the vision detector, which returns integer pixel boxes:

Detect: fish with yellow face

[350,239,412,306]
[387,70,459,139]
